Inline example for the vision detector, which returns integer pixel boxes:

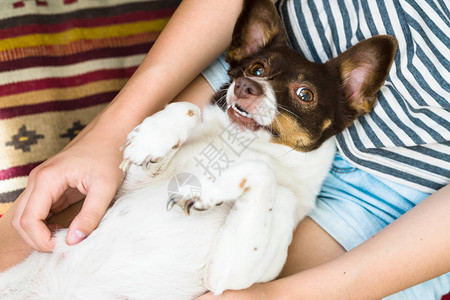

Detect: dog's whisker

[266,71,282,80]
[275,145,297,158]
[277,104,301,120]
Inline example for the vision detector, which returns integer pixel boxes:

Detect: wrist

[69,73,166,149]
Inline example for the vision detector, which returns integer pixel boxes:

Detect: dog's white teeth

[232,103,251,117]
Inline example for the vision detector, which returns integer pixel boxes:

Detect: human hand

[11,127,125,252]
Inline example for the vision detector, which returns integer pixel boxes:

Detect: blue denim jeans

[310,153,450,299]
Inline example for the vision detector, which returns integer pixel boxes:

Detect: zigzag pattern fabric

[0,0,180,216]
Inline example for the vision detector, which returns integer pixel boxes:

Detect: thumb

[66,185,116,245]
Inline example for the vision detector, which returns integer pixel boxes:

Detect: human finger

[11,179,39,250]
[49,188,85,215]
[19,168,68,252]
[66,180,117,245]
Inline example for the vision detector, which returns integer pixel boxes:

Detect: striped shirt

[277,0,450,193]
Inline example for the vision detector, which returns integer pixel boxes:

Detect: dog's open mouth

[227,103,261,131]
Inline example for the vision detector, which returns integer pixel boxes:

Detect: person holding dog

[197,1,450,299]
[1,0,448,299]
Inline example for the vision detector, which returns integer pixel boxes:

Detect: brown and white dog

[0,0,397,299]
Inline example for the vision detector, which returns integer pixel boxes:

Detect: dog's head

[214,0,397,151]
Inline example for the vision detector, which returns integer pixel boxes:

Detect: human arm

[1,0,243,263]
[197,183,450,299]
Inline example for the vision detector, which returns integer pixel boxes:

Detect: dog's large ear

[327,35,398,116]
[226,0,286,65]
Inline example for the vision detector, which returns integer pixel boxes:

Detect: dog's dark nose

[234,77,263,99]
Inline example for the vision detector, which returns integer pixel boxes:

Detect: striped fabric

[277,0,450,193]
[0,0,180,216]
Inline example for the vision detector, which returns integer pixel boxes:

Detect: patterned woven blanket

[0,0,180,216]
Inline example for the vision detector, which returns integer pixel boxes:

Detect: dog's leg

[120,102,201,175]
[205,184,297,294]
[167,160,297,294]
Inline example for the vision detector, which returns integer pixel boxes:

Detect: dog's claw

[184,201,194,216]
[120,139,132,151]
[119,159,132,173]
[142,156,162,169]
[166,196,201,216]
[151,157,162,163]
[166,197,177,211]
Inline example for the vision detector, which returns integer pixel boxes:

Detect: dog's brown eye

[249,63,265,76]
[296,87,314,102]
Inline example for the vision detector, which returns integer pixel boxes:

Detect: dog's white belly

[1,182,227,300]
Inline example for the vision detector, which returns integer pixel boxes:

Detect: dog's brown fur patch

[322,119,332,131]
[271,113,314,150]
[239,178,247,189]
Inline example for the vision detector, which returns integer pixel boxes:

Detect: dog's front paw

[120,102,201,172]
